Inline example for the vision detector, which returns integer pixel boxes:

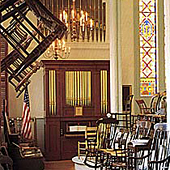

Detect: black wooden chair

[102,128,130,170]
[128,123,170,170]
[102,120,152,170]
[112,94,134,130]
[0,0,67,97]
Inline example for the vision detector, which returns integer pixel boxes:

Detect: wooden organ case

[42,60,110,160]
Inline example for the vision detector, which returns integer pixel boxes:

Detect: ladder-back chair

[78,126,97,158]
[84,117,118,169]
[129,123,170,170]
[112,94,134,129]
[131,120,152,140]
[0,0,67,97]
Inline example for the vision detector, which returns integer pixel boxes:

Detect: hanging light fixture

[53,39,71,60]
[44,39,70,60]
[43,0,106,59]
[57,0,106,42]
[60,0,94,42]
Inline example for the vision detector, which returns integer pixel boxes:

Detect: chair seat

[112,162,126,167]
[99,149,126,157]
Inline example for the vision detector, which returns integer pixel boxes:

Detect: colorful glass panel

[139,0,157,96]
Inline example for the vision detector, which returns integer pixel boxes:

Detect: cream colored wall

[8,0,135,118]
[121,0,134,86]
[120,0,135,112]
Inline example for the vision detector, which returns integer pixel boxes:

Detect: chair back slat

[135,99,153,115]
[149,123,170,169]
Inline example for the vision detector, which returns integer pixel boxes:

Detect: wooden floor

[44,160,75,170]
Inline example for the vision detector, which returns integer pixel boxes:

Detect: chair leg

[95,152,99,170]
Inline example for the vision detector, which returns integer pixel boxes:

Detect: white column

[117,0,122,112]
[109,0,119,112]
[164,0,170,128]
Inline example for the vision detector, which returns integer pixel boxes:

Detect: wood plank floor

[44,160,75,170]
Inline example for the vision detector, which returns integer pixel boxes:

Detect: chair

[113,128,129,150]
[124,94,134,129]
[84,117,118,169]
[102,128,130,169]
[135,99,152,115]
[9,117,37,145]
[125,94,134,113]
[131,120,152,140]
[0,0,67,97]
[113,94,134,129]
[155,91,167,118]
[0,146,13,170]
[150,93,160,113]
[78,126,97,158]
[103,120,152,169]
[128,123,170,170]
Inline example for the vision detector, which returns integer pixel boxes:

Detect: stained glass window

[139,0,157,96]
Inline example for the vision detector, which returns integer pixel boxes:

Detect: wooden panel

[60,136,84,160]
[42,60,110,118]
[45,118,61,160]
[45,117,99,160]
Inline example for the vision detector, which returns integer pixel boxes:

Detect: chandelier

[45,0,107,42]
[42,0,106,59]
[44,39,70,60]
[60,0,94,42]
